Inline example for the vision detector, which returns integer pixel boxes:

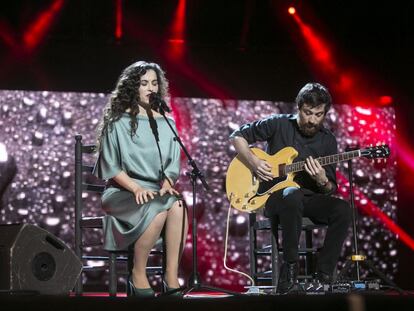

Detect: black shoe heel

[128,280,155,298]
[162,280,183,298]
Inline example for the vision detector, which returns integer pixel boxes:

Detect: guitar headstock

[361,144,390,159]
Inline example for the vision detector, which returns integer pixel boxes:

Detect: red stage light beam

[168,61,232,100]
[23,0,65,52]
[125,15,233,100]
[289,11,382,108]
[337,172,414,251]
[0,20,18,51]
[396,136,414,174]
[168,0,186,59]
[292,13,336,75]
[115,0,123,39]
[171,0,186,41]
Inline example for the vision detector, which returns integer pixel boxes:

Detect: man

[230,83,351,294]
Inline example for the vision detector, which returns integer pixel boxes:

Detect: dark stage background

[0,0,413,290]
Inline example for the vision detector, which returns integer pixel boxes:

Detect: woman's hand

[159,185,180,197]
[159,178,180,196]
[160,187,180,196]
[133,187,157,205]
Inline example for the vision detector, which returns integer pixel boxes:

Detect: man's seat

[248,211,327,292]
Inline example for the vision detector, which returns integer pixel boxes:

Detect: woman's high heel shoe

[162,280,183,298]
[128,280,156,298]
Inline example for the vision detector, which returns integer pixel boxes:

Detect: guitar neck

[286,149,361,174]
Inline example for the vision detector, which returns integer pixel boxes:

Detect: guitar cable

[223,193,255,287]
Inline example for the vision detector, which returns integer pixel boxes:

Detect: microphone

[149,92,171,113]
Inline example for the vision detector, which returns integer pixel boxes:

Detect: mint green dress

[93,113,180,251]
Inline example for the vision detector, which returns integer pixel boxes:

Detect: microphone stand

[158,106,242,297]
[337,152,402,293]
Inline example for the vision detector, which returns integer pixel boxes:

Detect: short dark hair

[295,82,332,113]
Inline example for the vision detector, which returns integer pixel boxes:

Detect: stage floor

[2,291,414,311]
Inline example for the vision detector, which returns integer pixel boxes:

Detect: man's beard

[298,122,321,137]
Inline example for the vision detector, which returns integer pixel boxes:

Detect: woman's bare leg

[132,211,167,288]
[164,200,188,288]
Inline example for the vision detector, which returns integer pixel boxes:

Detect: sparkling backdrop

[0,91,397,290]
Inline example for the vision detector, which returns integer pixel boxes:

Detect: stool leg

[127,246,134,296]
[305,230,313,279]
[271,232,279,294]
[248,213,258,284]
[109,252,117,296]
[270,218,280,293]
[161,238,167,293]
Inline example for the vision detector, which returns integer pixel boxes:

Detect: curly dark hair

[95,61,169,151]
[295,82,332,113]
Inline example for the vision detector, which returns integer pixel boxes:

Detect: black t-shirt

[230,114,338,194]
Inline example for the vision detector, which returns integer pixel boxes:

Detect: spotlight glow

[23,0,64,51]
[288,7,296,15]
[379,95,393,106]
[168,0,186,59]
[115,0,123,39]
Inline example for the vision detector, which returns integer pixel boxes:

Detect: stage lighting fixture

[288,7,296,15]
[379,96,393,106]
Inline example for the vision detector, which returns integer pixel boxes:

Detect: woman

[94,61,188,297]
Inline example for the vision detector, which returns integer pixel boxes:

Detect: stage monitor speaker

[0,223,82,295]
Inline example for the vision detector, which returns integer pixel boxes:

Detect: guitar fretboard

[285,150,361,174]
